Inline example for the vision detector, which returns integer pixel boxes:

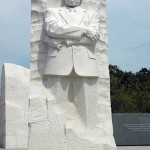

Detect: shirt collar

[65,6,85,12]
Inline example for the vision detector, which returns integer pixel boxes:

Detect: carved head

[64,0,81,7]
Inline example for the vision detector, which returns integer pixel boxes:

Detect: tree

[109,65,150,113]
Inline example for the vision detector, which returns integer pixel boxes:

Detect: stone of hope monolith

[29,0,117,150]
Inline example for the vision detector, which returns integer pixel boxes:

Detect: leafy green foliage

[109,65,150,113]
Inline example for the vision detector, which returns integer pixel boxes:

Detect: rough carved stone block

[0,63,29,149]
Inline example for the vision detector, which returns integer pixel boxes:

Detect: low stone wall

[113,113,150,146]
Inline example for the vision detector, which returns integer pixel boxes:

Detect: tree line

[109,65,150,113]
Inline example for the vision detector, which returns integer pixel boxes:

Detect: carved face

[64,0,81,7]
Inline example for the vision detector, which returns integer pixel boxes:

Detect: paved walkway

[0,149,27,150]
[117,146,150,150]
[1,147,150,150]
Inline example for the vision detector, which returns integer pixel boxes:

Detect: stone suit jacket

[43,7,100,77]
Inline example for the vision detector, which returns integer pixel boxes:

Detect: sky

[0,0,30,70]
[107,0,150,72]
[0,0,149,74]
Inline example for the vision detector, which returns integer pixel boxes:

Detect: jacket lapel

[75,8,86,25]
[59,8,72,24]
[59,7,86,25]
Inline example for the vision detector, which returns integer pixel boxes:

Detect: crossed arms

[44,8,100,48]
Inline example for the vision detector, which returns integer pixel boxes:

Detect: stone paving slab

[0,149,27,150]
[1,147,150,150]
[117,146,150,150]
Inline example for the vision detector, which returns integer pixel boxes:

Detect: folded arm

[44,9,100,47]
[65,12,100,46]
[83,12,100,42]
[44,35,94,49]
[66,36,94,46]
[44,9,84,40]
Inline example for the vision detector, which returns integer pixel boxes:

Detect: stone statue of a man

[43,0,100,127]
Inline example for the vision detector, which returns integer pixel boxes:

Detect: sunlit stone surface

[29,0,116,150]
[0,63,29,149]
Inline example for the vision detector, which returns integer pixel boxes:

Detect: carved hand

[44,36,65,50]
[83,28,100,41]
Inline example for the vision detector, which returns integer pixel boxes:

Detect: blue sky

[0,0,30,70]
[0,0,149,73]
[107,0,150,72]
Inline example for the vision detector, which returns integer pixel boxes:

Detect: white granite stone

[30,0,117,150]
[0,63,29,149]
